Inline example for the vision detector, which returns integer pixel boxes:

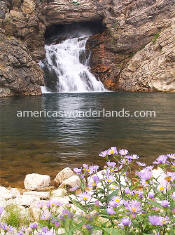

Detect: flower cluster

[71,147,175,234]
[1,147,175,235]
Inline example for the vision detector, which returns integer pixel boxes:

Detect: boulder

[29,205,41,221]
[59,175,81,189]
[54,167,74,186]
[10,188,20,198]
[0,187,13,200]
[14,195,39,207]
[24,173,50,191]
[49,196,70,205]
[51,188,67,198]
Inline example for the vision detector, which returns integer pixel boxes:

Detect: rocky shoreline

[0,148,175,234]
[0,165,165,217]
[0,167,82,232]
[0,167,80,209]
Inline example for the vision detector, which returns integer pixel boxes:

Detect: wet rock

[24,173,51,191]
[0,87,14,97]
[87,32,121,91]
[54,167,74,186]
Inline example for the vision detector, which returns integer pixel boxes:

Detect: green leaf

[170,228,175,235]
[71,200,87,212]
[107,189,119,202]
[149,200,162,208]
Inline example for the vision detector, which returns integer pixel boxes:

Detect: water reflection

[0,92,175,187]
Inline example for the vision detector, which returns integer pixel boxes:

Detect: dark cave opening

[41,19,107,92]
[44,19,106,45]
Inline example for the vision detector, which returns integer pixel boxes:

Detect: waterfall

[40,34,106,93]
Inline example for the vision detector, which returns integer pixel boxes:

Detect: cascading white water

[41,34,106,93]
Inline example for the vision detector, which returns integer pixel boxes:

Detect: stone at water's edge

[24,173,51,191]
[0,186,13,200]
[54,167,74,186]
[51,188,67,198]
[59,175,81,190]
[0,167,170,235]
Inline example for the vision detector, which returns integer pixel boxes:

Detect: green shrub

[2,204,30,228]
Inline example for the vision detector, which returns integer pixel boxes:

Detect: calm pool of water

[0,92,175,187]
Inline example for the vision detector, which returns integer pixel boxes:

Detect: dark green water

[0,92,175,187]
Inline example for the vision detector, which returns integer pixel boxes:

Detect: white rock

[14,195,40,207]
[0,187,13,200]
[51,188,67,198]
[23,191,50,199]
[29,205,41,221]
[152,167,166,183]
[57,228,65,234]
[88,170,126,189]
[54,167,74,185]
[0,199,6,208]
[59,175,81,189]
[50,196,70,205]
[10,188,20,198]
[24,173,50,190]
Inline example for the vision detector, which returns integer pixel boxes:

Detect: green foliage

[152,32,160,43]
[2,204,30,228]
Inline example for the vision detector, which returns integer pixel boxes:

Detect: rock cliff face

[0,0,45,97]
[118,22,175,92]
[87,0,175,91]
[42,0,103,25]
[0,0,175,97]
